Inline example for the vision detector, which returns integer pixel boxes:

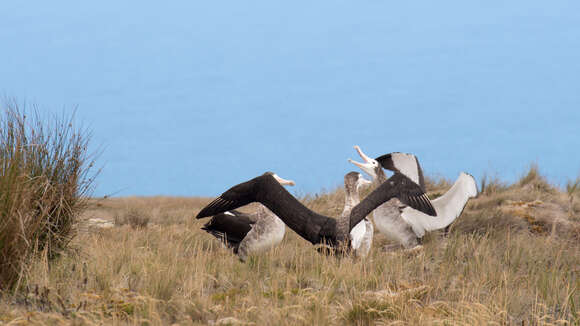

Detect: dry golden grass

[1,168,579,325]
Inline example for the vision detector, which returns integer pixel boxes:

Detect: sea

[1,1,579,196]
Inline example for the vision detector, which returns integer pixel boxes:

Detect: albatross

[200,172,294,261]
[342,172,374,257]
[196,169,435,250]
[349,145,477,249]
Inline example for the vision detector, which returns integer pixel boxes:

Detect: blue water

[1,1,579,196]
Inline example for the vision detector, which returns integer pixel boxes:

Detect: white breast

[350,219,373,258]
[236,208,286,261]
[350,220,367,250]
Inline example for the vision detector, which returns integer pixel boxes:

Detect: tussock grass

[424,175,453,192]
[566,177,580,217]
[114,207,151,229]
[0,102,95,291]
[1,170,579,325]
[517,164,555,194]
[479,173,508,196]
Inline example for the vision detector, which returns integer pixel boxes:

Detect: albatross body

[200,173,294,261]
[196,169,435,251]
[342,172,373,257]
[349,146,477,248]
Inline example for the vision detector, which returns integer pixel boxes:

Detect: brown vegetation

[0,102,95,292]
[1,167,579,325]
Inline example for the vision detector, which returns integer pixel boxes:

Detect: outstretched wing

[197,197,241,219]
[375,153,395,171]
[196,177,260,219]
[376,152,426,191]
[349,172,436,230]
[397,182,436,216]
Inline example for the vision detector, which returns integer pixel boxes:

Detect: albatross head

[348,145,381,180]
[344,171,372,193]
[264,172,296,186]
[350,146,425,190]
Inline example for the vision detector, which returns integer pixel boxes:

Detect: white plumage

[341,172,373,257]
[401,172,477,237]
[350,218,374,257]
[349,146,477,249]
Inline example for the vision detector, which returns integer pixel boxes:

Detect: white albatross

[342,172,373,257]
[349,145,478,248]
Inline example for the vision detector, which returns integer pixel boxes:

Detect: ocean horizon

[1,1,579,197]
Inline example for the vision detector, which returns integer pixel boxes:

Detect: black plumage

[196,172,435,247]
[200,210,254,253]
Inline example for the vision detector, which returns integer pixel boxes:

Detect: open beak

[273,174,295,186]
[354,145,374,164]
[348,158,367,170]
[348,145,377,179]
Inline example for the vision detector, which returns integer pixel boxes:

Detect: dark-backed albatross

[200,172,294,261]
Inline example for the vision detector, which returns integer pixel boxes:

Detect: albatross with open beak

[349,145,477,249]
[196,169,435,251]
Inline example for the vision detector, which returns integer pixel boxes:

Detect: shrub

[0,101,96,291]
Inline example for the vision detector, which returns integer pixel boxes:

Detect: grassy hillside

[1,168,579,325]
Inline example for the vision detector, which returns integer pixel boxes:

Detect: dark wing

[196,177,261,219]
[397,182,436,216]
[197,197,237,219]
[227,209,245,217]
[375,153,395,171]
[349,172,436,231]
[228,209,257,224]
[201,212,253,249]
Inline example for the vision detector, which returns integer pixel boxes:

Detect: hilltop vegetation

[0,166,578,325]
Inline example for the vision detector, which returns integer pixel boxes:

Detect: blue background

[1,1,579,196]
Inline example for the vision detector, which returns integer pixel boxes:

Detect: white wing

[401,173,477,237]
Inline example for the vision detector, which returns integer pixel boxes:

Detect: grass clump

[0,101,96,292]
[480,172,508,196]
[566,177,580,216]
[518,164,554,194]
[114,207,151,229]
